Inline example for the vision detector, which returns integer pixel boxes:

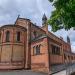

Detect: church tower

[67,36,70,44]
[42,13,47,26]
[42,14,48,33]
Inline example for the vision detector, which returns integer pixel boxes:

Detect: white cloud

[0,0,75,52]
[71,45,75,53]
[0,0,54,25]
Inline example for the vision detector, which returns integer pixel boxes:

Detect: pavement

[53,70,66,75]
[0,70,67,75]
[0,70,48,75]
[0,70,73,75]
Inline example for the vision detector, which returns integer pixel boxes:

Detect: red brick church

[0,14,75,74]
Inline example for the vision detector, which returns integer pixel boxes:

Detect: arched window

[17,32,20,42]
[33,45,41,55]
[33,46,36,55]
[6,31,10,42]
[51,45,60,55]
[36,45,40,55]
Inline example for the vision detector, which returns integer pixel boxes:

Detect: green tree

[48,0,75,32]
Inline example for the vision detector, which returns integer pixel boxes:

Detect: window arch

[36,45,40,55]
[33,46,36,55]
[6,31,10,42]
[33,44,41,55]
[16,32,20,42]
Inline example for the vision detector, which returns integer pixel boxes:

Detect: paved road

[0,70,48,75]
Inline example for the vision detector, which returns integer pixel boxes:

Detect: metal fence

[66,63,75,75]
[50,63,66,74]
[50,63,75,75]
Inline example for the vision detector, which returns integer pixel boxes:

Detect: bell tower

[42,14,48,33]
[42,13,47,26]
[67,36,70,44]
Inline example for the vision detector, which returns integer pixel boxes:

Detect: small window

[36,45,40,55]
[51,45,60,55]
[33,46,36,55]
[6,31,10,42]
[57,47,60,55]
[52,45,56,54]
[33,45,41,55]
[17,32,20,42]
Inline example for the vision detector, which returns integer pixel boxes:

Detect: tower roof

[42,14,47,20]
[67,36,70,44]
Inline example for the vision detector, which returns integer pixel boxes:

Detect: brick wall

[31,37,49,73]
[0,25,27,69]
[48,38,63,64]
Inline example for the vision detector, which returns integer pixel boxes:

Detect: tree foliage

[48,0,75,32]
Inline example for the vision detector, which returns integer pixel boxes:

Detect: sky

[0,0,75,52]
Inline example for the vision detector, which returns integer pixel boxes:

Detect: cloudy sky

[0,0,75,52]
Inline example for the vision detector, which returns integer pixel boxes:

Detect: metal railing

[50,62,75,75]
[66,62,75,75]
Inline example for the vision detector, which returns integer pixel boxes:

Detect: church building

[0,14,74,74]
